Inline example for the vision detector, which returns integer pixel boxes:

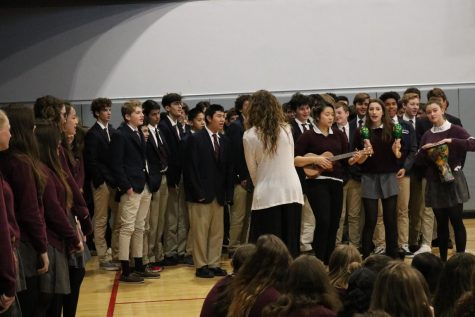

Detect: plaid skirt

[39,245,71,294]
[426,170,470,209]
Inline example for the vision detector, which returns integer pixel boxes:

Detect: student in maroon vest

[0,105,49,317]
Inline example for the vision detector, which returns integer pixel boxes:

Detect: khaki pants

[92,183,117,262]
[164,179,189,257]
[229,184,252,251]
[346,179,364,247]
[143,176,168,264]
[189,200,223,268]
[409,176,434,245]
[118,186,152,261]
[300,195,315,252]
[397,176,410,246]
[336,182,349,244]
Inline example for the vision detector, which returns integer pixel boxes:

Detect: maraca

[393,123,402,158]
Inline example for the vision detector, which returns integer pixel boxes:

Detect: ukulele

[302,149,369,178]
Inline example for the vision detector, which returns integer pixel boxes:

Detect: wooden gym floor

[76,219,475,317]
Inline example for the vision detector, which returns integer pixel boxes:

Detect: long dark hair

[3,104,46,193]
[263,255,342,316]
[35,119,73,210]
[364,99,394,143]
[216,234,292,317]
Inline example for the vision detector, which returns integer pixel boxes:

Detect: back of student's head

[362,254,392,273]
[434,253,475,317]
[263,255,341,317]
[34,95,65,124]
[370,262,432,317]
[353,311,392,317]
[225,234,292,317]
[235,94,251,112]
[454,267,475,317]
[338,267,377,317]
[231,244,256,274]
[328,244,362,289]
[411,252,444,295]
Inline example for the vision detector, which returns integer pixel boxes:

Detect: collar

[431,120,451,133]
[357,116,366,123]
[167,115,178,126]
[313,125,334,135]
[391,115,399,123]
[147,124,157,132]
[371,124,384,129]
[205,125,220,139]
[337,122,349,130]
[97,121,108,130]
[402,114,415,122]
[127,123,138,132]
[294,118,310,126]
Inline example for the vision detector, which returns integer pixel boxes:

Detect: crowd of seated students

[1,85,474,316]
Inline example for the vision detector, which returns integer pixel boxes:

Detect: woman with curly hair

[219,234,292,317]
[243,90,303,257]
[263,255,341,317]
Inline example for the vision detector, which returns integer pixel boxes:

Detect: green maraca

[393,123,402,158]
[360,126,372,156]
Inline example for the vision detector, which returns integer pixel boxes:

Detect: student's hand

[126,188,134,196]
[392,139,401,158]
[396,168,406,178]
[421,143,435,150]
[314,156,332,170]
[0,294,15,313]
[37,252,49,274]
[438,138,452,145]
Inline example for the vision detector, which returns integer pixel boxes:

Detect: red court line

[116,297,205,305]
[107,271,121,317]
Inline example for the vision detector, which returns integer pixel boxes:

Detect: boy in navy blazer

[84,98,120,271]
[109,100,158,283]
[183,104,234,278]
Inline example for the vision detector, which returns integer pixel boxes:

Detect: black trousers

[306,179,343,265]
[17,276,39,317]
[249,203,302,258]
[362,195,398,258]
[62,267,85,317]
[433,203,466,261]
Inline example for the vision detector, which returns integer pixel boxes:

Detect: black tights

[433,203,466,261]
[62,267,85,317]
[362,196,398,258]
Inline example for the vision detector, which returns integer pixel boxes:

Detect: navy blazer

[397,118,417,174]
[84,122,116,188]
[183,129,234,206]
[226,116,250,185]
[146,127,169,193]
[109,122,149,194]
[348,118,363,181]
[158,115,186,188]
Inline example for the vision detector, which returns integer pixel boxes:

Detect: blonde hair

[328,244,362,289]
[246,90,288,156]
[0,109,7,129]
[121,99,142,121]
[402,93,419,105]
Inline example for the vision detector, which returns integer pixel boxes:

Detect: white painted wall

[1,0,475,102]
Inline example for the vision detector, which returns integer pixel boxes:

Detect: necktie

[103,128,110,143]
[135,130,142,143]
[212,133,220,160]
[175,124,181,140]
[302,123,309,131]
[409,119,415,129]
[358,119,363,128]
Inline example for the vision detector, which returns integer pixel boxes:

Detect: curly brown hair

[246,90,288,156]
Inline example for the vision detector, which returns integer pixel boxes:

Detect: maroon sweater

[294,127,349,180]
[2,179,20,248]
[0,173,16,297]
[416,124,475,182]
[0,151,47,254]
[353,128,400,174]
[42,165,80,253]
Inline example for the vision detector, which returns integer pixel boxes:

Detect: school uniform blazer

[159,116,185,188]
[397,118,417,174]
[445,112,462,127]
[109,122,149,194]
[226,116,250,184]
[146,128,169,193]
[84,122,116,188]
[183,129,234,206]
[348,118,362,181]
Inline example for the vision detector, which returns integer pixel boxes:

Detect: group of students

[201,234,475,317]
[0,85,474,315]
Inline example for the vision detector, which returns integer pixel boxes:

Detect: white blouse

[243,125,304,210]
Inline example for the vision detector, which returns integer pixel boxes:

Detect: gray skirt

[15,248,27,292]
[361,173,399,199]
[39,245,71,294]
[18,240,42,278]
[426,170,470,209]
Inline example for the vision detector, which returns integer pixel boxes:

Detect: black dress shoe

[208,267,227,276]
[196,266,214,278]
[157,255,178,266]
[177,255,194,266]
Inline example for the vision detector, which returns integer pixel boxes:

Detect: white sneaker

[401,244,414,257]
[413,244,432,256]
[373,245,386,255]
